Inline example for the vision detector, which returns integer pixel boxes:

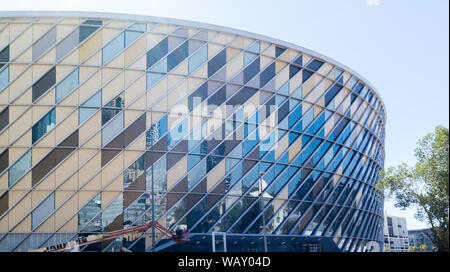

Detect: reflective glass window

[78,193,101,232]
[0,65,8,91]
[32,108,56,144]
[32,67,56,102]
[9,149,31,187]
[56,68,79,103]
[147,37,168,69]
[188,45,207,74]
[33,27,56,61]
[103,32,125,64]
[306,59,324,71]
[32,193,54,230]
[146,72,164,89]
[167,41,188,71]
[207,48,226,77]
[260,62,275,87]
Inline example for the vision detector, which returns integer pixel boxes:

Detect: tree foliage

[377,125,449,252]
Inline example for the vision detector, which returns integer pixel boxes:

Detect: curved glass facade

[0,11,386,252]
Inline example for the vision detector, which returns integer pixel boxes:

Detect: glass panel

[32,108,56,144]
[208,48,226,77]
[102,111,124,146]
[79,108,97,125]
[124,154,145,188]
[9,149,31,187]
[103,32,125,64]
[56,68,79,103]
[167,41,188,71]
[78,193,101,232]
[32,67,56,102]
[306,59,324,71]
[79,25,98,43]
[146,72,164,89]
[188,45,207,74]
[32,27,56,61]
[81,90,102,107]
[101,193,123,229]
[0,45,9,63]
[125,30,142,47]
[0,65,9,91]
[147,37,168,69]
[32,193,54,230]
[56,30,79,61]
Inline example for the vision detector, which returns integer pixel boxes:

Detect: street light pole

[259,172,268,253]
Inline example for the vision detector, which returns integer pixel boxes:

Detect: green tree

[408,245,418,252]
[420,244,428,252]
[377,125,449,252]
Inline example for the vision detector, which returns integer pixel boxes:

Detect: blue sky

[3,0,449,229]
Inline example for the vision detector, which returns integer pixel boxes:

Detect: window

[243,57,260,84]
[9,149,31,187]
[102,111,124,147]
[56,68,79,103]
[0,65,8,91]
[246,41,260,54]
[56,29,79,62]
[0,45,9,67]
[124,154,145,188]
[289,65,301,79]
[167,40,189,71]
[0,107,8,132]
[306,59,324,71]
[78,193,101,232]
[275,46,286,57]
[103,32,124,64]
[79,25,99,43]
[32,27,56,61]
[32,67,55,102]
[32,108,56,144]
[102,91,124,125]
[208,48,226,77]
[146,72,164,89]
[188,45,207,74]
[147,37,168,69]
[32,193,54,230]
[79,90,101,124]
[260,62,275,87]
[244,51,257,66]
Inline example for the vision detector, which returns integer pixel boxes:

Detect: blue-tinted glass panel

[0,65,8,91]
[146,72,164,89]
[103,32,125,64]
[188,45,207,74]
[244,52,257,66]
[9,149,31,187]
[243,57,260,84]
[289,65,301,79]
[0,45,9,64]
[125,30,143,47]
[167,41,189,71]
[128,23,146,31]
[247,41,260,53]
[81,90,101,107]
[260,62,275,87]
[306,59,324,71]
[275,46,286,57]
[79,108,97,125]
[207,48,226,77]
[147,38,168,69]
[302,70,313,83]
[56,68,79,103]
[32,108,56,144]
[79,26,99,43]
